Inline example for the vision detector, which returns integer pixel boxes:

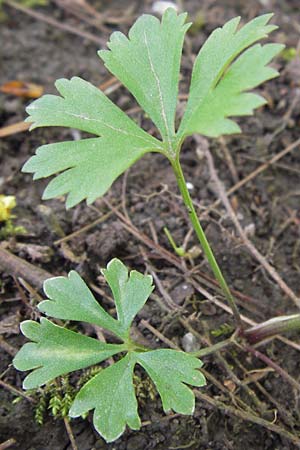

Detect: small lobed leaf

[178,14,284,138]
[102,258,154,336]
[13,259,206,443]
[40,270,123,339]
[136,349,206,414]
[69,353,140,443]
[13,318,124,389]
[69,349,205,442]
[23,77,163,208]
[99,8,190,150]
[39,260,153,340]
[70,349,206,442]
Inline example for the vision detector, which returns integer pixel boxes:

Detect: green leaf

[40,270,123,339]
[99,8,190,151]
[13,318,124,389]
[23,138,150,208]
[178,14,284,138]
[69,353,139,442]
[25,77,158,142]
[39,259,153,340]
[102,258,154,336]
[23,12,282,209]
[70,349,206,442]
[137,349,206,414]
[23,77,163,208]
[12,258,206,442]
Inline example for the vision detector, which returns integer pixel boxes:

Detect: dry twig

[4,0,104,45]
[63,417,78,450]
[0,439,17,450]
[202,141,300,309]
[202,138,300,218]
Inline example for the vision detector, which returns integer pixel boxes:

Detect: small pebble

[244,223,255,237]
[3,98,21,113]
[181,332,201,352]
[70,128,81,141]
[186,181,194,191]
[152,1,178,16]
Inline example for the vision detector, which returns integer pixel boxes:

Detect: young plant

[14,7,292,442]
[20,9,283,327]
[13,258,206,442]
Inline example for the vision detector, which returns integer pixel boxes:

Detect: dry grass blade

[0,121,31,138]
[201,138,300,218]
[4,0,104,45]
[195,391,300,448]
[202,141,300,309]
[0,439,17,450]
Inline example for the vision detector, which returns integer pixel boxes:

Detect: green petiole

[171,155,243,330]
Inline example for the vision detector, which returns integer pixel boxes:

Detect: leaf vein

[143,29,173,153]
[31,106,163,150]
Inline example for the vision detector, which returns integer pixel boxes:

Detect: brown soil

[1,1,300,449]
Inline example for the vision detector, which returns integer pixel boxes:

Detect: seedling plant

[13,8,300,443]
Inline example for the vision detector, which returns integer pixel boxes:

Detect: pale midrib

[50,348,110,360]
[143,30,174,155]
[49,338,117,357]
[29,106,163,151]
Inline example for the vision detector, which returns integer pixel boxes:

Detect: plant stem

[171,156,242,329]
[244,314,300,344]
[126,338,149,353]
[191,337,234,358]
[163,226,186,256]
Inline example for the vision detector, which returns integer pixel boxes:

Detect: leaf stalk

[171,155,243,330]
[244,314,300,344]
[190,336,235,358]
[163,226,186,257]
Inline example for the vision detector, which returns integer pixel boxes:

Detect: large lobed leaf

[23,77,163,208]
[23,11,282,208]
[99,8,190,151]
[178,14,284,138]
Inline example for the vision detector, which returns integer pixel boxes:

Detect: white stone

[244,223,256,237]
[181,332,201,352]
[186,182,194,191]
[152,1,178,16]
